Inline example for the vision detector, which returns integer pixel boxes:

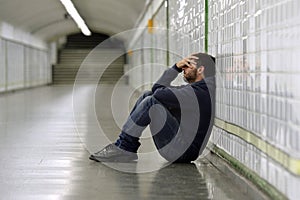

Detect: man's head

[182,53,216,83]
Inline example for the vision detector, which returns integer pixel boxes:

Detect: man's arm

[152,55,198,92]
[151,55,198,108]
[151,64,182,92]
[151,65,184,108]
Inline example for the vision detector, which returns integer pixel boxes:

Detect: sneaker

[89,144,138,162]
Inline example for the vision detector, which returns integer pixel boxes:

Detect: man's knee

[143,95,162,105]
[141,90,153,98]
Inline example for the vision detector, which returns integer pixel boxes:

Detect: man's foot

[89,144,138,162]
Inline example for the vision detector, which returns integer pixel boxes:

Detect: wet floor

[0,84,252,200]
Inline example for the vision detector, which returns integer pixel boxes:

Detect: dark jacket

[151,64,215,158]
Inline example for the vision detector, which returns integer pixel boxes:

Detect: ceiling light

[59,0,91,36]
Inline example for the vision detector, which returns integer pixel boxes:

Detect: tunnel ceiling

[0,0,146,41]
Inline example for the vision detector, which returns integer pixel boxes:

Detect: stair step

[53,33,125,85]
[53,46,125,85]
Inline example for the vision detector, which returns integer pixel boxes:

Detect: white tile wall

[142,29,153,91]
[129,0,300,198]
[152,4,168,86]
[127,3,168,91]
[168,0,206,86]
[130,37,143,91]
[209,0,300,198]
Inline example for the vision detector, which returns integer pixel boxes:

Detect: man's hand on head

[176,55,198,69]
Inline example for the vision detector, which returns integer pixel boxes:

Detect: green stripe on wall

[204,0,208,53]
[214,118,300,176]
[166,0,170,66]
[211,145,288,200]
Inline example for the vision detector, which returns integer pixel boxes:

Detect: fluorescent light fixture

[60,0,91,36]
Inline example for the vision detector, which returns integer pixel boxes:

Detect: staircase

[53,33,125,85]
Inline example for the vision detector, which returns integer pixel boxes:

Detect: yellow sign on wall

[148,19,154,34]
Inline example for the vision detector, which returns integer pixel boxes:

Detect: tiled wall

[128,4,168,91]
[128,36,142,90]
[0,37,51,92]
[127,0,300,199]
[209,0,300,199]
[168,0,206,86]
[168,0,205,59]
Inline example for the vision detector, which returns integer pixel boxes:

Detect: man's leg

[90,90,195,162]
[129,91,153,115]
[115,92,161,152]
[149,106,197,163]
[90,91,156,162]
[116,93,194,161]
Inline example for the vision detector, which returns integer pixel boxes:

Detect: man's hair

[193,53,216,77]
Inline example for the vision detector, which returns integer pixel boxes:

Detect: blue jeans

[115,91,198,162]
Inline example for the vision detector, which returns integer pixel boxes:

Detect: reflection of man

[90,53,216,163]
[150,163,210,199]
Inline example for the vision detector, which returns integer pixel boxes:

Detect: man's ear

[198,66,204,74]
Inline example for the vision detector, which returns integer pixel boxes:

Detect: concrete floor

[0,84,252,200]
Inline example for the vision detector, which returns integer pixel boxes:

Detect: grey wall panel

[1,38,50,92]
[24,47,32,87]
[0,39,6,92]
[6,41,24,90]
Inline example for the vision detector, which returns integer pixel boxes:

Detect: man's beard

[183,69,197,83]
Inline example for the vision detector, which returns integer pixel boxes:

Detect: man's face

[182,63,198,83]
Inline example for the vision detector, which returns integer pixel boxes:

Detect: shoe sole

[89,154,138,163]
[89,155,100,162]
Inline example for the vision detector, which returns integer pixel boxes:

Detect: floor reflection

[148,163,210,199]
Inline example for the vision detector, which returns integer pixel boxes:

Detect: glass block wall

[127,0,300,199]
